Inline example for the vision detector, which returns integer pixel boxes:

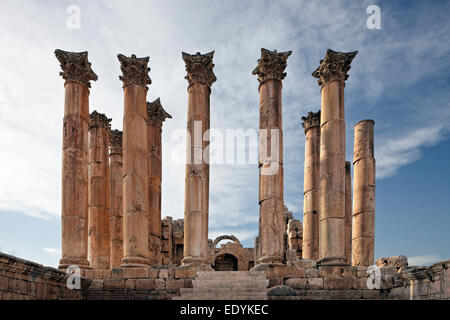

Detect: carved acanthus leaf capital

[117,54,152,89]
[312,49,358,86]
[252,48,292,83]
[109,129,123,153]
[182,51,216,87]
[89,110,111,130]
[147,98,172,126]
[301,110,321,133]
[54,49,98,88]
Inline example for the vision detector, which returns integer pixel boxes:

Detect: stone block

[124,279,136,290]
[362,289,382,299]
[293,259,317,269]
[319,265,353,278]
[285,278,307,290]
[269,278,283,288]
[103,279,125,290]
[155,279,166,290]
[352,277,368,290]
[175,268,197,279]
[89,279,104,290]
[267,285,298,296]
[159,269,169,279]
[306,278,324,290]
[166,279,185,290]
[305,268,320,278]
[122,267,149,279]
[148,269,160,278]
[324,277,352,290]
[110,268,123,279]
[135,279,155,291]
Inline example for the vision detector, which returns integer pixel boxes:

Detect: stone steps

[173,271,269,300]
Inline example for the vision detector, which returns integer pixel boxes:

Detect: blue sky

[0,0,448,268]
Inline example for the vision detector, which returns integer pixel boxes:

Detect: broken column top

[301,110,321,133]
[109,129,123,153]
[117,53,152,89]
[345,161,351,173]
[89,110,111,129]
[146,98,172,126]
[182,51,216,87]
[54,49,98,88]
[252,48,292,83]
[312,49,358,86]
[353,119,375,162]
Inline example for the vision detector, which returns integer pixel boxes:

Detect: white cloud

[376,124,447,178]
[42,248,61,257]
[408,255,443,266]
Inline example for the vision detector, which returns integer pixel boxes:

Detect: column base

[58,257,91,270]
[252,255,285,271]
[181,256,212,270]
[317,256,349,266]
[120,256,151,268]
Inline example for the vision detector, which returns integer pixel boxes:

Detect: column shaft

[352,120,375,266]
[118,53,152,267]
[345,161,352,264]
[55,49,97,269]
[252,48,291,267]
[312,49,357,266]
[88,112,111,269]
[302,111,320,260]
[181,51,216,268]
[109,130,123,268]
[147,98,171,265]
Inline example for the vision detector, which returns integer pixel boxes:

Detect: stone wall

[403,260,450,300]
[0,252,86,300]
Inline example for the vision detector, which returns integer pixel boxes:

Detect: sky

[0,0,449,268]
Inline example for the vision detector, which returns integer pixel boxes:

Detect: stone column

[88,111,111,269]
[312,49,357,265]
[118,54,152,267]
[301,111,321,261]
[109,129,123,269]
[55,49,97,269]
[352,120,375,266]
[252,48,291,267]
[345,161,352,264]
[147,98,172,265]
[181,51,216,268]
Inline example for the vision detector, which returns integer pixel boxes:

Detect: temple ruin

[0,48,448,301]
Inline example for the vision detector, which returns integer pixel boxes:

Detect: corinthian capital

[109,129,123,153]
[182,51,216,87]
[252,48,292,83]
[89,110,111,130]
[147,98,172,126]
[54,49,98,88]
[117,54,152,89]
[312,49,358,86]
[301,110,321,133]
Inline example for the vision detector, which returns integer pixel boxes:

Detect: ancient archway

[213,235,241,248]
[214,253,238,271]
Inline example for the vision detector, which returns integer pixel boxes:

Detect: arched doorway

[214,253,238,271]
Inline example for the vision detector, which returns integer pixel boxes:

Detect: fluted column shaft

[253,48,291,266]
[302,111,321,260]
[88,112,111,269]
[352,120,375,266]
[313,49,357,265]
[55,49,97,269]
[118,54,152,267]
[181,51,216,268]
[109,130,123,268]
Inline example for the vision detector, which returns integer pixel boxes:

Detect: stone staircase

[173,271,269,300]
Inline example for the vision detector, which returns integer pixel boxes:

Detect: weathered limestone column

[352,120,375,266]
[312,49,357,265]
[118,54,152,267]
[147,98,172,265]
[301,111,321,261]
[109,129,123,268]
[88,111,111,269]
[345,161,352,264]
[252,48,291,267]
[55,49,97,269]
[181,51,216,268]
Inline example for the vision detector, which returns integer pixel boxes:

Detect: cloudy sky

[0,0,449,268]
